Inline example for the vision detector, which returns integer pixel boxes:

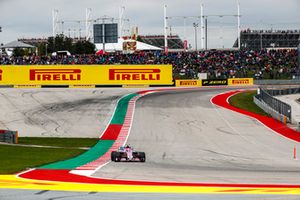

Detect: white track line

[71,91,155,176]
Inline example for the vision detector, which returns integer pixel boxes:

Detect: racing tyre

[115,156,120,162]
[139,152,146,162]
[111,151,119,162]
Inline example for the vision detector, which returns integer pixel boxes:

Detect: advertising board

[228,78,253,86]
[175,80,201,87]
[202,79,228,86]
[0,65,173,86]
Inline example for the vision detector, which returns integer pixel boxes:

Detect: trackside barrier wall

[175,80,202,87]
[0,65,253,87]
[254,88,292,123]
[0,130,18,144]
[202,79,228,86]
[175,78,253,87]
[0,65,173,86]
[122,84,150,88]
[228,78,253,86]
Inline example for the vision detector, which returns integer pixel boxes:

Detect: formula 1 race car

[111,145,146,162]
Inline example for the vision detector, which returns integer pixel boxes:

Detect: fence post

[15,131,18,144]
[283,116,287,124]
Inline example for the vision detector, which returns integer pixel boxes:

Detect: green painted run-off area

[39,93,138,170]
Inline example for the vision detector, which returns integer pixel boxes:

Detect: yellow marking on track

[0,175,300,194]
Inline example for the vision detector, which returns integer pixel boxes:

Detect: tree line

[13,34,96,56]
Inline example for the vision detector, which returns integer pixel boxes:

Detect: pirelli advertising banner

[0,65,173,85]
[228,78,253,86]
[202,79,228,86]
[175,80,202,87]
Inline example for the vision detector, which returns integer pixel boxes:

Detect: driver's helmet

[125,145,130,148]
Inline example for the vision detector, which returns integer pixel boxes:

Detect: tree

[12,48,35,57]
[81,40,95,54]
[74,41,85,54]
[12,48,26,57]
[47,37,55,53]
[64,37,73,53]
[37,43,47,56]
[73,40,95,54]
[54,34,64,51]
[47,34,95,55]
[136,35,142,42]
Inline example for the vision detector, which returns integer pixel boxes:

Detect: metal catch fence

[256,88,292,121]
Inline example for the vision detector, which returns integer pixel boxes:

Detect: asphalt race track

[0,88,137,138]
[94,88,300,184]
[1,87,300,200]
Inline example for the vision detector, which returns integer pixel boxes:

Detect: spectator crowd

[0,49,298,79]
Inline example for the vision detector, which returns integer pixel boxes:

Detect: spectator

[0,49,297,79]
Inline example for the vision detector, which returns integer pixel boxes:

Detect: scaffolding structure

[52,8,130,42]
[164,0,241,52]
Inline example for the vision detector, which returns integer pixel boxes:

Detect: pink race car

[111,145,146,162]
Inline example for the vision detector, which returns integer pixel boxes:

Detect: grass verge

[228,90,270,117]
[0,137,98,174]
[18,137,98,148]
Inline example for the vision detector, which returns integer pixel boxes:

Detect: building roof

[1,40,35,48]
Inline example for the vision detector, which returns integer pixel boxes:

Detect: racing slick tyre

[139,152,146,162]
[111,151,120,162]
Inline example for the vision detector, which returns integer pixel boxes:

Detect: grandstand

[233,29,300,49]
[138,35,184,51]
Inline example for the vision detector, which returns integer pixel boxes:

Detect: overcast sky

[0,0,299,48]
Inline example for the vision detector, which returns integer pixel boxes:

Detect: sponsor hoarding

[14,85,41,88]
[122,84,149,88]
[175,80,201,87]
[123,41,137,51]
[228,78,253,86]
[69,85,96,88]
[202,79,228,86]
[0,65,173,85]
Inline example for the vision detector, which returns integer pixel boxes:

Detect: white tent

[2,40,35,48]
[95,38,162,52]
[1,41,35,56]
